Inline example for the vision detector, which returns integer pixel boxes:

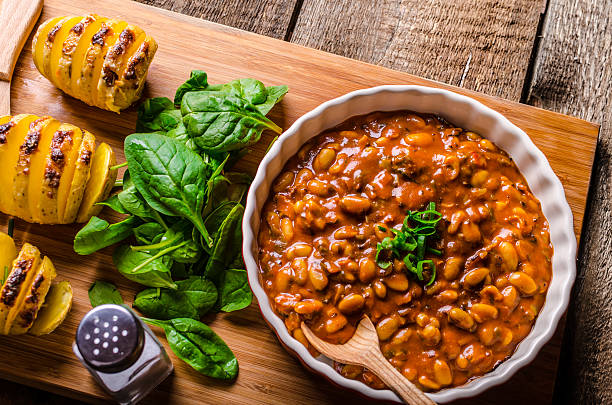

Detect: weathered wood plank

[134,0,298,39]
[526,0,612,403]
[290,0,546,101]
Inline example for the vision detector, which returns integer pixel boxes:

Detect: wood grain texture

[290,0,546,101]
[527,0,612,403]
[0,80,9,116]
[0,0,598,404]
[0,0,42,81]
[134,0,298,39]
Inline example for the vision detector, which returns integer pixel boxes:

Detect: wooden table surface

[1,0,610,404]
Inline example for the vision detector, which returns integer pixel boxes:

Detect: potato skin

[32,15,157,112]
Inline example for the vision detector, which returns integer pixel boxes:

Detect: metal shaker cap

[75,304,144,373]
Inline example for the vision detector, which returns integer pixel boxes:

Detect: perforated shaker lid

[75,304,144,373]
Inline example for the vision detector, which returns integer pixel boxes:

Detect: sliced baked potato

[55,15,100,94]
[0,115,38,217]
[84,19,129,108]
[28,281,73,336]
[76,142,117,223]
[63,130,95,223]
[54,126,84,223]
[35,17,70,80]
[0,243,42,334]
[28,118,61,223]
[0,232,72,336]
[13,117,56,222]
[32,17,63,76]
[38,124,83,223]
[9,256,57,335]
[68,15,109,101]
[32,15,157,112]
[47,16,84,90]
[0,115,113,224]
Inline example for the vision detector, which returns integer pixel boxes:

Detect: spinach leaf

[143,317,238,380]
[205,203,244,282]
[220,172,251,203]
[136,97,193,146]
[219,79,287,115]
[181,92,282,152]
[133,222,165,245]
[221,78,267,105]
[257,85,288,115]
[124,133,212,247]
[171,262,189,279]
[203,201,238,243]
[96,194,128,214]
[136,97,175,132]
[135,220,201,264]
[202,172,251,218]
[216,269,252,312]
[74,216,140,255]
[174,70,210,105]
[88,280,124,307]
[170,238,201,263]
[174,71,287,115]
[118,171,164,223]
[134,277,217,320]
[113,245,177,289]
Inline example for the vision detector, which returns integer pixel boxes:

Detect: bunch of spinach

[74,70,287,380]
[139,70,288,153]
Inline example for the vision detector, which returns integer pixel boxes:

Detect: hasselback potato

[0,114,117,224]
[32,15,158,113]
[0,232,72,336]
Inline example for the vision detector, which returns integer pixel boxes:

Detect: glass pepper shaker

[73,304,173,405]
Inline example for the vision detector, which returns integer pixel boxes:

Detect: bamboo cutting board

[0,0,599,404]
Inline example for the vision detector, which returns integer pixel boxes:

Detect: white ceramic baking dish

[242,85,576,403]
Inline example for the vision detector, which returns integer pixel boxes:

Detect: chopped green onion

[427,247,442,255]
[375,202,442,286]
[375,244,392,269]
[416,235,426,261]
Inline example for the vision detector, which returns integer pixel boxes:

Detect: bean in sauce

[257,111,552,391]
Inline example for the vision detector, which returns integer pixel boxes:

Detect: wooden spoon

[301,316,435,405]
[0,0,43,116]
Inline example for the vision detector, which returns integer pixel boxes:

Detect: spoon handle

[364,349,435,405]
[0,0,43,81]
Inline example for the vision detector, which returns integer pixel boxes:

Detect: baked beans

[257,111,552,391]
